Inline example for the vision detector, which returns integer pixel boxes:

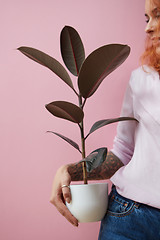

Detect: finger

[62,185,71,203]
[59,202,78,227]
[52,195,78,227]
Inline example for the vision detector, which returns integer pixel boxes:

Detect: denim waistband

[111,185,140,208]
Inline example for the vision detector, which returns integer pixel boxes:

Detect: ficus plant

[18,26,137,184]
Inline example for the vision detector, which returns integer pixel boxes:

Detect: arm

[68,151,124,181]
[50,151,123,227]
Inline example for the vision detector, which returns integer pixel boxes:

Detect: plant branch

[82,98,87,109]
[73,88,79,97]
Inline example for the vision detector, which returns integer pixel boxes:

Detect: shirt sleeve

[111,73,137,165]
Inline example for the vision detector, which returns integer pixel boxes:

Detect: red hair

[141,37,160,72]
[141,0,160,72]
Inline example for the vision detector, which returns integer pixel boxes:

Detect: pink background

[1,0,145,239]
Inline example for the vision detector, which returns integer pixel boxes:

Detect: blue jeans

[98,186,160,240]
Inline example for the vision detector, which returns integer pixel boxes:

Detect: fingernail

[73,222,78,227]
[66,198,70,203]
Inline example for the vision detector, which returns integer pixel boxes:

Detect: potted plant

[18,26,137,222]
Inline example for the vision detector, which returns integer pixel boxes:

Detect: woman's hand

[50,165,79,227]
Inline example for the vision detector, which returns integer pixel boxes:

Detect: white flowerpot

[66,182,108,222]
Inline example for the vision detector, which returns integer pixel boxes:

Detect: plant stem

[79,95,88,184]
[81,123,88,184]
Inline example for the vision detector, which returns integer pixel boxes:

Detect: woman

[50,0,160,239]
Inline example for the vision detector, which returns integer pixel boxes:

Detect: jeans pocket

[107,188,135,217]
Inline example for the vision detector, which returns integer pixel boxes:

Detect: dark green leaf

[85,117,138,139]
[78,147,107,172]
[60,26,85,76]
[18,46,75,91]
[47,131,81,153]
[45,101,84,123]
[78,44,130,98]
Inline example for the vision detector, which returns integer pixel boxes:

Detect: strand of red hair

[141,0,160,72]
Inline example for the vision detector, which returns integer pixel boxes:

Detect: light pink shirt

[111,65,160,209]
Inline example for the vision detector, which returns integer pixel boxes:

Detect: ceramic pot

[66,182,108,222]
